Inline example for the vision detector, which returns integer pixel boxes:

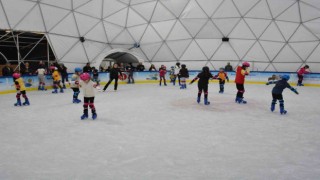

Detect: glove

[266,82,270,85]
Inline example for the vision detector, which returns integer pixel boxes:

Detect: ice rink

[0,82,320,179]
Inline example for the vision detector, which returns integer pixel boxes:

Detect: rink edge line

[1,80,319,95]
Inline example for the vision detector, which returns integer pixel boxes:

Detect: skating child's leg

[236,84,246,104]
[204,85,210,105]
[57,80,64,92]
[52,81,58,93]
[278,94,287,114]
[89,97,97,120]
[271,93,277,112]
[180,77,186,89]
[297,74,304,86]
[219,80,225,93]
[81,97,89,120]
[72,88,81,103]
[197,85,203,103]
[14,92,22,106]
[21,91,30,105]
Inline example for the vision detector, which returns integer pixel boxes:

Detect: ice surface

[0,83,320,180]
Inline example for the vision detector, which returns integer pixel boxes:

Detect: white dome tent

[1,0,320,72]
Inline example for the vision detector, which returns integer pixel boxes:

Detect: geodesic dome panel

[1,0,320,72]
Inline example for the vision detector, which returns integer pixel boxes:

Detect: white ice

[0,83,320,180]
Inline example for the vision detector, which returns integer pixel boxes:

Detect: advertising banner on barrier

[0,71,319,94]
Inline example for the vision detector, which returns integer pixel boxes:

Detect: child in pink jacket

[297,65,310,86]
[159,65,167,86]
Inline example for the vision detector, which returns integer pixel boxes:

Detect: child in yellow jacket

[13,73,30,106]
[215,68,229,93]
[51,67,64,93]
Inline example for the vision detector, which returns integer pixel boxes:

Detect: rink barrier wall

[0,71,320,94]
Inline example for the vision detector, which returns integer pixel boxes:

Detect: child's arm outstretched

[189,76,199,84]
[287,84,299,94]
[266,80,278,85]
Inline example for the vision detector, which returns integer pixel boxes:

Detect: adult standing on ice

[102,63,123,92]
[235,62,250,104]
[174,62,181,86]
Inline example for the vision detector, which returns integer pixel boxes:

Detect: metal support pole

[17,34,20,72]
[47,38,50,69]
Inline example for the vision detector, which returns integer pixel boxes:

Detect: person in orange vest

[214,68,229,93]
[235,62,250,104]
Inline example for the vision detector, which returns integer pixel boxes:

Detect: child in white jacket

[80,73,97,120]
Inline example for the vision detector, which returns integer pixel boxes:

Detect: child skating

[235,62,250,104]
[70,67,82,103]
[52,67,64,93]
[92,67,101,90]
[159,65,167,86]
[266,75,299,114]
[80,73,97,120]
[36,65,47,91]
[169,66,175,85]
[297,65,310,86]
[179,64,189,89]
[13,73,30,106]
[190,66,214,105]
[215,68,229,93]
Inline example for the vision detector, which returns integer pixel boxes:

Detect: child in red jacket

[159,65,167,86]
[297,65,310,86]
[235,62,250,104]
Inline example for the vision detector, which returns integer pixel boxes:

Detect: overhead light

[34,31,45,35]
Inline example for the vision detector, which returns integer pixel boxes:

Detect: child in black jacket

[266,75,299,114]
[190,66,214,105]
[179,64,189,89]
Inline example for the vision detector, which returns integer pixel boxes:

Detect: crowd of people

[3,59,311,119]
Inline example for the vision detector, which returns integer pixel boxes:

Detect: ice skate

[73,99,81,104]
[204,98,210,105]
[81,113,88,120]
[23,99,30,106]
[92,113,97,120]
[280,107,287,115]
[271,103,276,112]
[14,99,21,106]
[236,97,247,104]
[197,96,200,103]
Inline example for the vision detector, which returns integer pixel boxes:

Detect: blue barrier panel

[1,71,319,94]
